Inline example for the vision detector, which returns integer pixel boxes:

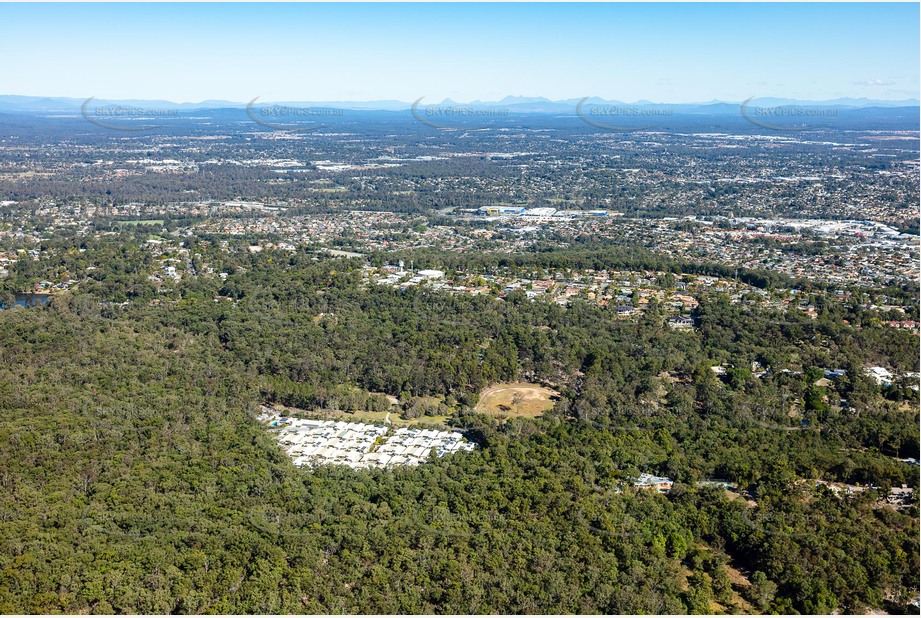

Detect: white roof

[635,473,672,485]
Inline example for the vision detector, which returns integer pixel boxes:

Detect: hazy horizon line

[3,93,919,107]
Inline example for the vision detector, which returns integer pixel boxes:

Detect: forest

[0,239,917,614]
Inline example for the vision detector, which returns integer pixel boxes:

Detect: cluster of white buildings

[261,415,474,469]
[272,418,386,467]
[477,206,610,221]
[374,265,445,287]
[374,426,475,464]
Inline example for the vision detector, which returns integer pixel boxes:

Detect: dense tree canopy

[0,241,917,614]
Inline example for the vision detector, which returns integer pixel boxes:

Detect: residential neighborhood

[258,411,475,469]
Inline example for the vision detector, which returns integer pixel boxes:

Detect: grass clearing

[475,382,559,419]
[265,403,451,429]
[120,219,165,226]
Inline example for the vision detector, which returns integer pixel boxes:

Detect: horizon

[2,94,919,108]
[1,3,918,104]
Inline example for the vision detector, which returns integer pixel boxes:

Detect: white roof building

[417,269,445,280]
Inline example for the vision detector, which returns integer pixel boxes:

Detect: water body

[0,293,51,309]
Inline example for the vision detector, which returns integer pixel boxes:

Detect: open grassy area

[475,382,559,419]
[118,219,166,226]
[265,403,451,429]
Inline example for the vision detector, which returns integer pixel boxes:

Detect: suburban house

[633,473,674,493]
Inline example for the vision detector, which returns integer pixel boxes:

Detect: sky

[1,2,918,104]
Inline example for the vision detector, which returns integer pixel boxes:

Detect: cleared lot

[475,382,559,418]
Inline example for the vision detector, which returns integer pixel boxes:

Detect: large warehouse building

[479,206,526,216]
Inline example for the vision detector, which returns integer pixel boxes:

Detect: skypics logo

[410,497,651,541]
[246,97,344,133]
[88,404,178,436]
[740,97,838,131]
[576,97,673,132]
[740,508,824,539]
[248,502,337,539]
[411,97,509,130]
[82,505,193,539]
[736,382,825,434]
[412,508,509,539]
[81,97,178,132]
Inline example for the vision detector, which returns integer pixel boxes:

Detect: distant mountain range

[0,94,917,114]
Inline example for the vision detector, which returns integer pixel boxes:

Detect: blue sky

[1,3,918,103]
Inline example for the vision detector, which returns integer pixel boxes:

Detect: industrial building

[417,269,445,280]
[521,207,558,221]
[478,206,526,216]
